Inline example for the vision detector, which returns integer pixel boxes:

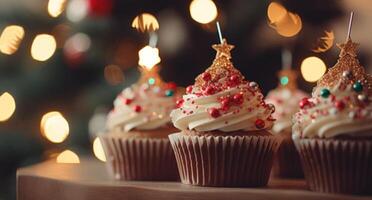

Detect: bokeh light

[0,92,16,122]
[132,13,159,32]
[312,30,334,53]
[93,137,106,162]
[267,2,287,23]
[138,45,161,70]
[104,64,124,85]
[64,32,91,54]
[267,2,302,38]
[301,56,327,82]
[189,0,218,24]
[47,0,67,18]
[0,25,25,55]
[31,34,57,61]
[66,0,88,22]
[56,150,80,163]
[41,111,69,143]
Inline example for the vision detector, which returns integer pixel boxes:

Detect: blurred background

[0,0,371,199]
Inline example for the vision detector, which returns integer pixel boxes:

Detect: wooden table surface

[17,158,372,200]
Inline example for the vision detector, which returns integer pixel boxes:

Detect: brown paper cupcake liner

[272,133,304,178]
[294,138,372,194]
[169,133,280,187]
[100,134,178,181]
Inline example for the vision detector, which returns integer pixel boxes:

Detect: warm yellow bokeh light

[132,13,159,32]
[31,34,57,61]
[93,137,106,162]
[41,111,69,143]
[301,56,327,82]
[0,92,16,122]
[0,25,25,55]
[48,0,67,18]
[190,0,218,24]
[56,150,80,163]
[267,2,287,23]
[275,13,302,37]
[138,45,161,70]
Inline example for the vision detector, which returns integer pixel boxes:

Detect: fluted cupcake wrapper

[294,138,372,194]
[100,135,179,181]
[169,133,280,187]
[272,133,304,178]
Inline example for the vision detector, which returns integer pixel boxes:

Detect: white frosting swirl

[106,83,176,132]
[293,79,372,139]
[266,88,308,134]
[171,83,274,132]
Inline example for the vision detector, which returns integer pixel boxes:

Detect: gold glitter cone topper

[278,69,298,91]
[316,38,372,95]
[138,65,165,87]
[195,39,244,87]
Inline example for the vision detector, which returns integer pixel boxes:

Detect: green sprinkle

[353,81,363,92]
[280,76,289,86]
[165,90,174,97]
[148,78,155,85]
[320,88,330,98]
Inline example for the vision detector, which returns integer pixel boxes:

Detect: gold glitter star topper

[212,39,234,59]
[195,22,244,86]
[316,12,372,94]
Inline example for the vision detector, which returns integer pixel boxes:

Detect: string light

[132,13,159,32]
[0,25,25,55]
[0,92,16,122]
[40,111,69,143]
[56,150,80,163]
[190,0,218,24]
[138,45,161,70]
[31,34,57,61]
[47,0,67,18]
[93,137,106,162]
[301,56,327,82]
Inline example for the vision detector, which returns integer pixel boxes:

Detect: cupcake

[293,38,372,194]
[169,39,281,187]
[266,69,308,178]
[100,66,179,181]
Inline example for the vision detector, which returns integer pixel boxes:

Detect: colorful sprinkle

[353,81,363,92]
[209,108,220,118]
[186,85,193,94]
[123,98,132,105]
[255,119,265,129]
[320,88,330,98]
[165,90,174,97]
[133,105,142,112]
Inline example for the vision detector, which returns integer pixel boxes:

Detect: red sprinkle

[255,119,265,129]
[133,105,142,112]
[233,93,243,105]
[166,82,177,90]
[176,99,184,108]
[202,72,211,81]
[334,100,345,110]
[299,98,310,109]
[229,74,240,83]
[123,98,132,105]
[186,85,193,94]
[204,86,215,95]
[209,108,220,118]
